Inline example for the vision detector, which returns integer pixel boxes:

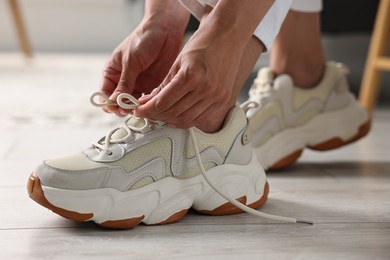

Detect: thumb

[105,62,138,114]
[109,64,137,101]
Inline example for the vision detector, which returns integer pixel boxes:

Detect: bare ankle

[270,10,325,89]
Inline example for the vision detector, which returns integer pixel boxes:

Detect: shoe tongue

[257,67,274,85]
[110,116,146,140]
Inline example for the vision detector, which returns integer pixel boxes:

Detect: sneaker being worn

[27,95,270,229]
[246,62,370,170]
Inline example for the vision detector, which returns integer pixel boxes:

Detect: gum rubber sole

[27,174,269,229]
[197,182,269,216]
[309,121,371,151]
[100,216,145,229]
[268,121,371,171]
[27,174,93,222]
[269,150,303,171]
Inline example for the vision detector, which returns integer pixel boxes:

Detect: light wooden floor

[1,54,389,259]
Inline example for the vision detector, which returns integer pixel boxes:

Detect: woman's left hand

[135,22,246,132]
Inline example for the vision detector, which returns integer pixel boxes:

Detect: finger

[168,99,212,129]
[115,110,128,118]
[138,63,180,104]
[100,59,121,95]
[176,101,230,132]
[109,62,137,100]
[148,89,204,123]
[148,88,231,132]
[100,61,121,113]
[138,86,162,104]
[108,57,141,113]
[136,69,202,120]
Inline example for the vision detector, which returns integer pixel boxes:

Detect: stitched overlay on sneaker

[247,62,370,170]
[27,92,311,229]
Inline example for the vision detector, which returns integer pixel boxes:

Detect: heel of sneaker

[195,182,269,216]
[309,120,371,151]
[193,154,268,215]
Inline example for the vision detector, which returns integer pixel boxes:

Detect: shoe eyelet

[105,151,113,156]
[241,127,251,145]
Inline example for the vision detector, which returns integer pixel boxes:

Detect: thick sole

[253,100,370,170]
[27,154,268,229]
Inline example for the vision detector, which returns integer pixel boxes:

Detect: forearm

[200,0,275,47]
[143,0,191,35]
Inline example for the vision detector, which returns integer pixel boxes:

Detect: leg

[232,37,265,103]
[271,10,324,88]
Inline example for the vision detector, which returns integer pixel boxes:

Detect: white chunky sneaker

[246,62,370,170]
[27,94,271,229]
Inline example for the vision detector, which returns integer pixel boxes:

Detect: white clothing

[290,0,322,12]
[179,0,323,51]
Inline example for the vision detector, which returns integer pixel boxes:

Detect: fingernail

[133,108,140,117]
[119,110,128,116]
[109,92,119,101]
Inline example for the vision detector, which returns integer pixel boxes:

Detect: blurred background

[0,0,388,127]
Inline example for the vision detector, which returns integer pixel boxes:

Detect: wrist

[196,16,249,49]
[197,0,275,46]
[143,0,190,36]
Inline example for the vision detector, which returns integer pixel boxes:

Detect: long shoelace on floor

[90,92,312,225]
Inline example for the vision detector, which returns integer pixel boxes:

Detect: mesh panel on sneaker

[185,108,247,159]
[107,138,172,176]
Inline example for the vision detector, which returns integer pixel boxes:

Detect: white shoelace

[248,74,275,106]
[90,92,312,225]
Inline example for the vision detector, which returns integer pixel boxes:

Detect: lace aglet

[296,219,314,225]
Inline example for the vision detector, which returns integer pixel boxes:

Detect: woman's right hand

[100,0,190,116]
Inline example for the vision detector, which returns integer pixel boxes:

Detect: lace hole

[106,151,113,156]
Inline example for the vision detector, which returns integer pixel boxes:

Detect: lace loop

[117,93,140,110]
[240,100,259,113]
[90,92,117,107]
[90,92,153,154]
[90,92,140,110]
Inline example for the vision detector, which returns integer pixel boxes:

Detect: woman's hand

[135,25,245,132]
[134,1,274,132]
[100,0,190,116]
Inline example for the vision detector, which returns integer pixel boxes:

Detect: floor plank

[1,223,389,260]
